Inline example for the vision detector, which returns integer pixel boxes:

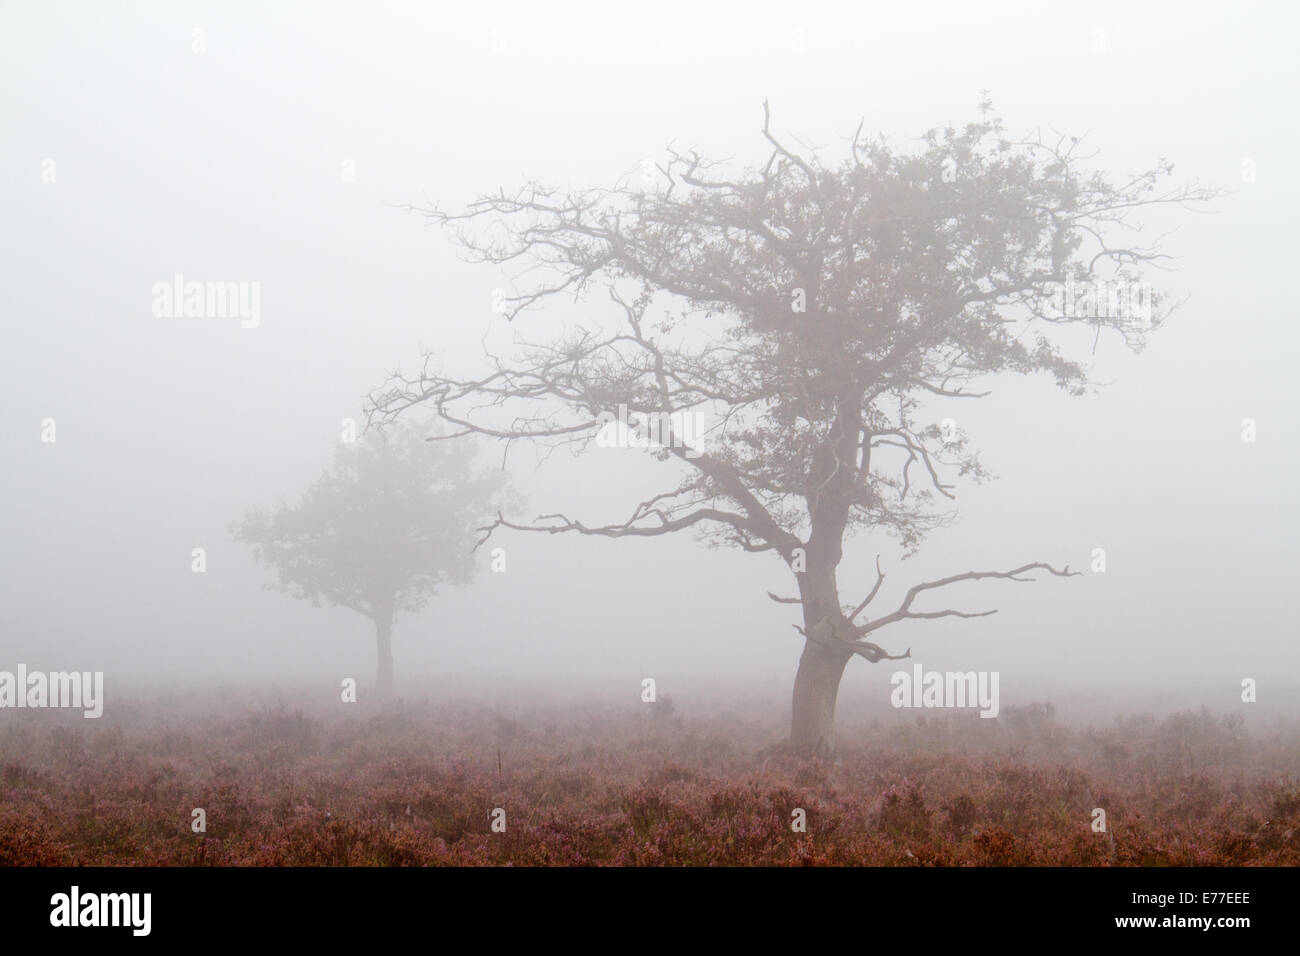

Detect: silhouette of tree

[231,422,508,699]
[371,101,1217,752]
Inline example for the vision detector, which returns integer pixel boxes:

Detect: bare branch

[473,503,757,551]
[856,562,1080,637]
[768,592,802,604]
[847,554,886,621]
[797,617,913,663]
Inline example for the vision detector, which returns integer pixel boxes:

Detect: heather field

[4,694,1299,867]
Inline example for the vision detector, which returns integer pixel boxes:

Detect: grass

[2,695,1298,866]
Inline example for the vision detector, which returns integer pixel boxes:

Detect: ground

[3,693,1298,865]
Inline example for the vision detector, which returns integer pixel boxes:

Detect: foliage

[230,422,507,623]
[3,698,1296,866]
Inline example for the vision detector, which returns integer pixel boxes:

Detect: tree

[230,422,508,699]
[369,100,1217,753]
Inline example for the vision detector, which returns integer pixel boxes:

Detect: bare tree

[370,100,1217,753]
[230,422,508,699]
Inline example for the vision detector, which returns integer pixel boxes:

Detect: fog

[2,0,1296,724]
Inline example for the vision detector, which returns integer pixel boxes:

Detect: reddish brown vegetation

[2,698,1298,865]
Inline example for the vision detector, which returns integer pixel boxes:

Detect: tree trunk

[790,559,853,757]
[375,611,394,700]
[790,636,853,757]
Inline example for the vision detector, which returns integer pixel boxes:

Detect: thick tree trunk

[790,559,853,757]
[790,636,853,757]
[375,612,394,700]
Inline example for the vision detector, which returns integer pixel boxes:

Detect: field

[3,692,1300,866]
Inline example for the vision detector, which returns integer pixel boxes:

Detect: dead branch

[856,562,1080,637]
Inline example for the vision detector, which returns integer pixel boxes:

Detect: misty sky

[1,0,1296,715]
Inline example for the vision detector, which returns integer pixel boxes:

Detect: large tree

[230,422,507,698]
[370,101,1215,753]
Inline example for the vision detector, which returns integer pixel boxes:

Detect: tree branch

[847,554,885,621]
[797,617,913,664]
[855,561,1080,636]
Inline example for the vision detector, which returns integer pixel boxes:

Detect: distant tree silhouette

[230,422,508,699]
[371,100,1217,753]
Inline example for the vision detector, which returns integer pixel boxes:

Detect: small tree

[230,423,507,698]
[371,101,1217,752]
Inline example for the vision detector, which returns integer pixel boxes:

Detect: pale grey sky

[1,0,1295,715]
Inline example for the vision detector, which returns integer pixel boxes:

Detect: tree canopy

[368,101,1217,749]
[230,422,509,696]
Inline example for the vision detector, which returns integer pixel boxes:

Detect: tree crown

[231,423,508,620]
[371,102,1216,561]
